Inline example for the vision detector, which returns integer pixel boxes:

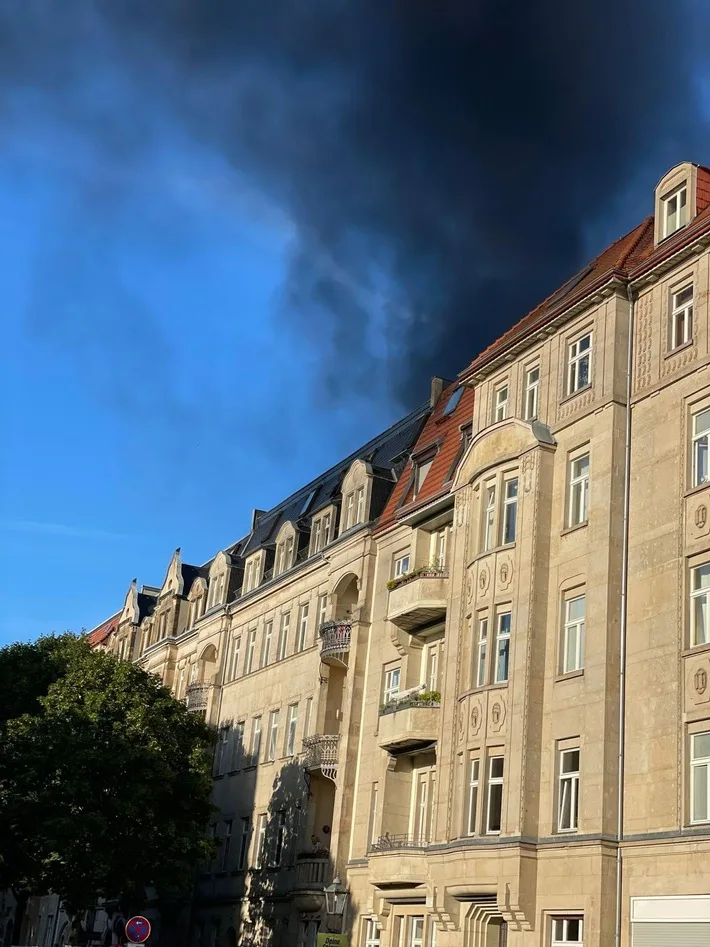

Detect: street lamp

[324,876,348,934]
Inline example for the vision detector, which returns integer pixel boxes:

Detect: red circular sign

[125,916,151,944]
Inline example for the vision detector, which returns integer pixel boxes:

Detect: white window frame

[567,333,592,395]
[296,602,309,652]
[215,726,229,776]
[562,594,585,674]
[465,756,479,836]
[483,482,496,551]
[494,384,509,422]
[345,492,355,530]
[243,559,254,593]
[431,526,450,570]
[501,477,518,545]
[662,183,688,238]
[266,709,280,761]
[250,716,262,764]
[304,696,313,740]
[551,917,584,946]
[485,756,504,834]
[414,458,434,498]
[692,409,710,487]
[690,731,710,824]
[476,617,488,688]
[568,453,590,527]
[278,612,290,660]
[231,636,242,680]
[691,564,710,647]
[317,593,328,631]
[238,817,250,870]
[394,553,411,578]
[322,511,332,545]
[494,612,511,684]
[285,703,299,756]
[406,916,425,947]
[557,748,580,833]
[671,284,693,349]
[524,364,540,420]
[255,813,268,868]
[274,809,287,865]
[261,620,273,667]
[311,517,322,554]
[383,666,401,703]
[221,819,232,871]
[422,641,442,692]
[245,628,257,674]
[356,485,366,524]
[363,918,381,947]
[230,721,245,770]
[410,768,435,845]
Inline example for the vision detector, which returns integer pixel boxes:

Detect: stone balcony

[303,733,340,782]
[185,682,213,713]
[387,570,449,633]
[319,619,352,667]
[291,854,332,912]
[378,689,440,752]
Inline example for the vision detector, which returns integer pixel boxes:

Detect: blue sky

[0,120,399,645]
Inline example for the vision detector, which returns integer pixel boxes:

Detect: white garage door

[631,896,710,947]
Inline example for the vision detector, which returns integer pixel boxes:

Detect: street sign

[125,915,152,944]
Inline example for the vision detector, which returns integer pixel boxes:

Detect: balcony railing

[295,854,331,889]
[387,569,449,633]
[319,620,352,665]
[380,684,441,716]
[369,833,429,853]
[302,734,340,782]
[185,682,212,712]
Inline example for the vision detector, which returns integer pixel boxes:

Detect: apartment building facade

[22,160,710,947]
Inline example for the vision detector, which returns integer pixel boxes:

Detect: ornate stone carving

[686,657,710,707]
[687,490,710,543]
[470,701,482,736]
[478,564,490,595]
[695,666,707,696]
[498,557,513,591]
[697,504,708,530]
[456,492,468,528]
[458,703,466,743]
[522,451,535,494]
[634,291,654,394]
[490,697,506,733]
[466,574,474,604]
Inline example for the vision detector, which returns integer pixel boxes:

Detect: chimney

[430,376,445,408]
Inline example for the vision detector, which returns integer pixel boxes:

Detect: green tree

[0,634,216,941]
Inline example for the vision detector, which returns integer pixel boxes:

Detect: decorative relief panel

[686,487,710,547]
[489,695,507,734]
[522,451,535,494]
[477,561,491,597]
[497,555,514,593]
[457,700,467,744]
[556,386,595,423]
[634,291,654,394]
[661,261,699,377]
[685,653,710,710]
[470,699,483,737]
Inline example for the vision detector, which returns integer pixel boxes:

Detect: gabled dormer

[339,459,373,536]
[186,576,208,628]
[273,521,297,576]
[654,162,710,245]
[309,504,335,556]
[242,549,265,595]
[206,550,231,611]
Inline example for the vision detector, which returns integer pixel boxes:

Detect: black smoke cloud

[1,0,708,406]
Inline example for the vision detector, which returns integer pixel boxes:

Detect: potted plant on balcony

[386,560,447,592]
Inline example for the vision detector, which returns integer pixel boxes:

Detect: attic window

[300,489,316,516]
[441,387,463,417]
[662,183,688,238]
[413,457,434,499]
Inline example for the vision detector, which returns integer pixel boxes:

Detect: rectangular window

[278,612,290,660]
[501,477,518,545]
[221,820,232,871]
[238,817,250,869]
[243,560,254,593]
[412,769,436,844]
[524,365,540,420]
[285,535,294,569]
[215,726,229,776]
[255,813,268,868]
[368,782,379,847]
[345,492,355,530]
[691,731,710,823]
[383,667,401,703]
[568,453,590,527]
[285,703,299,756]
[356,485,366,524]
[691,564,710,647]
[364,918,381,947]
[267,709,280,761]
[483,483,496,551]
[693,409,710,487]
[562,594,585,673]
[261,620,273,667]
[406,917,424,947]
[231,636,242,680]
[466,756,479,836]
[250,716,262,764]
[414,458,434,498]
[671,284,693,349]
[296,602,309,652]
[304,697,313,740]
[663,183,688,237]
[486,756,504,834]
[476,618,489,688]
[274,810,287,865]
[431,526,449,570]
[394,553,411,578]
[423,642,442,692]
[230,721,245,770]
[311,518,322,554]
[494,384,509,422]
[317,593,328,631]
[245,628,257,674]
[558,748,580,832]
[322,512,332,545]
[567,333,592,395]
[551,918,583,946]
[495,612,511,684]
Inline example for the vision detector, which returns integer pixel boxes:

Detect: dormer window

[344,492,355,531]
[662,183,688,238]
[494,384,508,422]
[413,456,434,500]
[243,558,257,594]
[355,486,366,524]
[310,510,333,554]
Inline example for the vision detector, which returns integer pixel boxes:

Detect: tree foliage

[0,634,216,914]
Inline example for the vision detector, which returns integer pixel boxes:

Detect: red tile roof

[87,613,120,647]
[376,382,474,533]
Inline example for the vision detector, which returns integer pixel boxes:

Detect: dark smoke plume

[1,0,708,406]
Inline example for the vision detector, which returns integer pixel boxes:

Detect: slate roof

[239,403,430,558]
[86,612,120,646]
[377,382,475,532]
[180,562,210,597]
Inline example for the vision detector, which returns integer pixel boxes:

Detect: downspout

[615,284,635,947]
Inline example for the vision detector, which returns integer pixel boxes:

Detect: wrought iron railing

[185,682,212,712]
[368,833,430,853]
[302,734,340,773]
[319,620,352,661]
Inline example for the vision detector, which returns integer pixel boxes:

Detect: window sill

[682,642,710,659]
[559,383,592,406]
[554,829,579,837]
[555,669,584,683]
[684,480,710,500]
[666,339,694,360]
[560,521,588,537]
